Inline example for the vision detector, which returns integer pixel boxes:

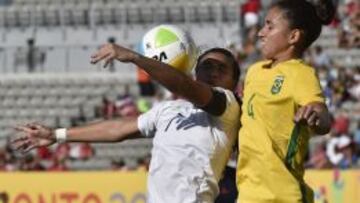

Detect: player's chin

[260,50,274,60]
[205,79,222,87]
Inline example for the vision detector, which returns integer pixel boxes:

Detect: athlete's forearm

[132,54,213,107]
[65,117,141,142]
[91,43,213,107]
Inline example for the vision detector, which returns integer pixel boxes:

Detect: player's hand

[294,104,320,127]
[90,43,140,68]
[11,123,55,153]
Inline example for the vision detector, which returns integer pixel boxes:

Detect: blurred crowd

[0,140,94,171]
[304,48,360,169]
[337,0,360,48]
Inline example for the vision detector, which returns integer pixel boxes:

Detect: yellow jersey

[237,59,325,203]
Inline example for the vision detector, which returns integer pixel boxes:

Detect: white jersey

[138,88,240,203]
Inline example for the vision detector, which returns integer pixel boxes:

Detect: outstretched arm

[90,44,213,108]
[62,117,140,142]
[12,117,140,153]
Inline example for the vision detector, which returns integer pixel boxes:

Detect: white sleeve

[137,103,163,138]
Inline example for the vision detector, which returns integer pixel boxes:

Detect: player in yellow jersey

[237,0,335,203]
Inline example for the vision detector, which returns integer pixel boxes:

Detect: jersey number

[247,94,255,119]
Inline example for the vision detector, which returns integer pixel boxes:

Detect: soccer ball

[140,24,198,74]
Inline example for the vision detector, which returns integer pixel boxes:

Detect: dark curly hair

[271,0,336,50]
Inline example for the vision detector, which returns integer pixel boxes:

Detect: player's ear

[288,29,302,45]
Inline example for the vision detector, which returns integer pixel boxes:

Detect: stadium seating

[312,27,360,68]
[0,0,241,27]
[0,72,138,133]
[0,72,152,170]
[0,0,244,73]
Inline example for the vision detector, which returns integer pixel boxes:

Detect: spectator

[349,66,360,100]
[347,10,360,47]
[0,149,6,171]
[99,96,117,120]
[330,78,350,107]
[326,133,354,168]
[311,46,331,69]
[111,159,128,171]
[344,0,358,15]
[354,66,360,82]
[36,146,53,160]
[23,38,46,73]
[49,143,70,171]
[69,143,94,160]
[238,39,260,71]
[136,154,151,171]
[137,67,156,96]
[26,38,36,73]
[2,140,17,171]
[48,156,68,171]
[19,154,45,171]
[115,94,139,117]
[306,142,331,169]
[241,0,261,33]
[55,143,70,160]
[353,121,360,157]
[338,0,360,48]
[332,110,350,135]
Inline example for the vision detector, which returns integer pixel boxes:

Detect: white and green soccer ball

[140,24,198,74]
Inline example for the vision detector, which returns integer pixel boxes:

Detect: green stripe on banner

[155,28,179,48]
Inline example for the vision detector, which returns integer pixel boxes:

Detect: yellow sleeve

[293,67,325,106]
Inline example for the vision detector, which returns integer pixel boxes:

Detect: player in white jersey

[12,46,241,203]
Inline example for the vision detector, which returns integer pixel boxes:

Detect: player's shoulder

[246,60,271,77]
[248,60,270,70]
[213,87,241,109]
[142,100,187,120]
[153,99,192,111]
[213,87,237,100]
[281,59,316,74]
[153,99,180,107]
